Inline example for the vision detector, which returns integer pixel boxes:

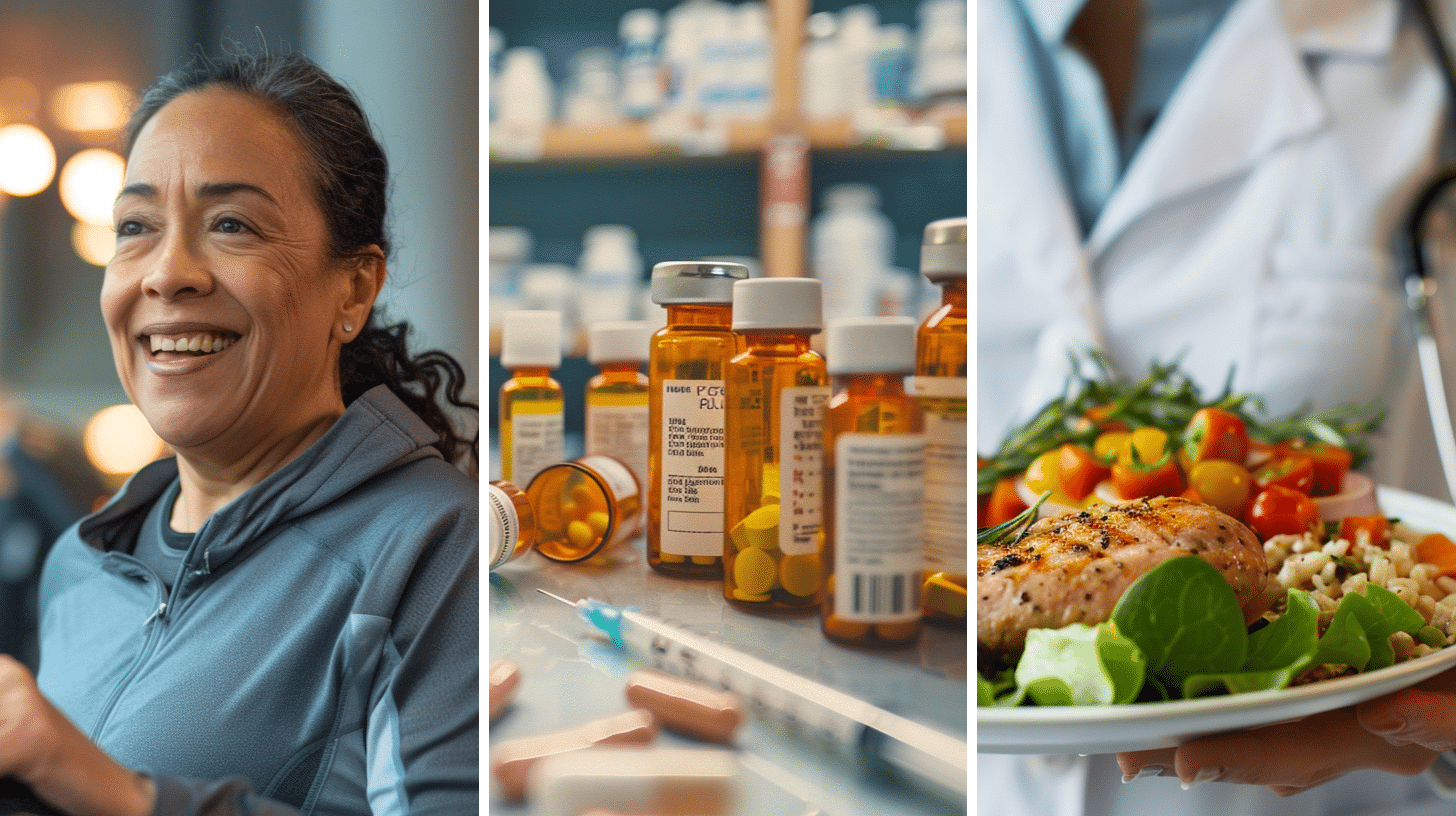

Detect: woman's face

[104,86,360,458]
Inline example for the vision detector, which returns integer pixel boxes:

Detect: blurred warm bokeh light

[84,404,165,476]
[0,123,55,196]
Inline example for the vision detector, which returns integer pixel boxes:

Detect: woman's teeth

[149,333,236,355]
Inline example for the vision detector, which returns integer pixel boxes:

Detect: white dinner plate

[978,485,1456,755]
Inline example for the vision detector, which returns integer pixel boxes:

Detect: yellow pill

[778,553,820,597]
[761,462,780,496]
[735,505,780,550]
[571,482,607,515]
[729,519,750,551]
[566,520,595,551]
[690,555,719,565]
[659,552,686,564]
[924,575,967,617]
[731,588,772,603]
[586,511,610,536]
[732,547,777,595]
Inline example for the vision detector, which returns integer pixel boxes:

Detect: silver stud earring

[343,323,354,334]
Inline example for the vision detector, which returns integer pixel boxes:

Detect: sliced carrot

[1417,533,1456,578]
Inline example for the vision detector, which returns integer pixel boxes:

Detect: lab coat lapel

[1088,0,1329,254]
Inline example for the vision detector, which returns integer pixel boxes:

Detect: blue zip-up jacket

[35,385,478,814]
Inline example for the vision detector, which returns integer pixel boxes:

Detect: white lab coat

[979,0,1456,813]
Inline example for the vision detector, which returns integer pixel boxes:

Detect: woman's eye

[216,218,248,234]
[115,220,145,237]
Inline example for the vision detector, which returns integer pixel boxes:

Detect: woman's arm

[0,654,154,816]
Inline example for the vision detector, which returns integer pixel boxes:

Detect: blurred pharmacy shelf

[488,0,969,440]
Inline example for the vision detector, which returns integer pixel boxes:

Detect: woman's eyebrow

[113,181,279,204]
[197,181,279,205]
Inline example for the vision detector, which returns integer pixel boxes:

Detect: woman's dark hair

[124,45,478,477]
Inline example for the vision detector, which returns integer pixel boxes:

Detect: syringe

[536,589,967,803]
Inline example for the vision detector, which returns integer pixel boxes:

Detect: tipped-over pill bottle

[723,277,829,613]
[647,261,750,577]
[500,310,565,486]
[586,321,652,496]
[526,454,643,562]
[821,317,925,646]
[488,479,538,570]
[914,217,967,626]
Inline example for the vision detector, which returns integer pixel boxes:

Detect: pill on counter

[528,746,740,816]
[624,668,744,744]
[489,659,521,723]
[491,708,657,802]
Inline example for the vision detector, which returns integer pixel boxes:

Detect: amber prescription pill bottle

[500,309,565,486]
[723,277,829,613]
[915,217,967,625]
[821,316,925,647]
[647,261,750,578]
[488,479,538,570]
[585,321,652,497]
[526,455,643,562]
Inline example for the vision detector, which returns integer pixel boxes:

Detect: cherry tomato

[1093,430,1131,462]
[1182,407,1249,465]
[980,477,1028,528]
[1187,459,1253,519]
[1110,454,1185,499]
[1058,443,1111,501]
[1245,485,1319,539]
[1118,427,1171,467]
[1253,454,1315,494]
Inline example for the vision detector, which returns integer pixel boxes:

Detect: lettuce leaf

[1013,622,1146,706]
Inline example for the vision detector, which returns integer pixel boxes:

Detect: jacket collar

[1088,0,1400,253]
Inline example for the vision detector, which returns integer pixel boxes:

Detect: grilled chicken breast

[977,496,1276,660]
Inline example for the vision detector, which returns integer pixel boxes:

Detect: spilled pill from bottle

[624,668,744,744]
[491,709,657,802]
[528,746,740,816]
[488,659,521,723]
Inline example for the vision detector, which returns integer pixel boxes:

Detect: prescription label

[778,386,829,556]
[920,385,967,575]
[661,380,727,557]
[586,400,649,494]
[833,433,925,622]
[506,402,563,487]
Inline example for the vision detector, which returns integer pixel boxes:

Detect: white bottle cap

[500,310,562,369]
[826,316,916,374]
[822,182,879,211]
[731,278,823,333]
[920,216,967,281]
[584,223,637,249]
[587,320,652,364]
[621,7,661,41]
[487,483,519,570]
[650,260,750,304]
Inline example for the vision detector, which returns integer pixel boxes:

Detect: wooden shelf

[490,108,967,164]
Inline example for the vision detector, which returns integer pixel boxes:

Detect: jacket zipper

[88,555,169,742]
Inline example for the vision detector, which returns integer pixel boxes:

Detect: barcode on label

[849,572,917,616]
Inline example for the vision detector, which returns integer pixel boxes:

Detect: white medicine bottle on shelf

[728,1,772,122]
[800,11,846,123]
[913,0,968,104]
[811,182,894,322]
[837,4,880,120]
[578,224,643,324]
[493,46,555,160]
[620,8,664,119]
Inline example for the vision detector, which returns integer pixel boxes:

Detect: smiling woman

[0,48,479,816]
